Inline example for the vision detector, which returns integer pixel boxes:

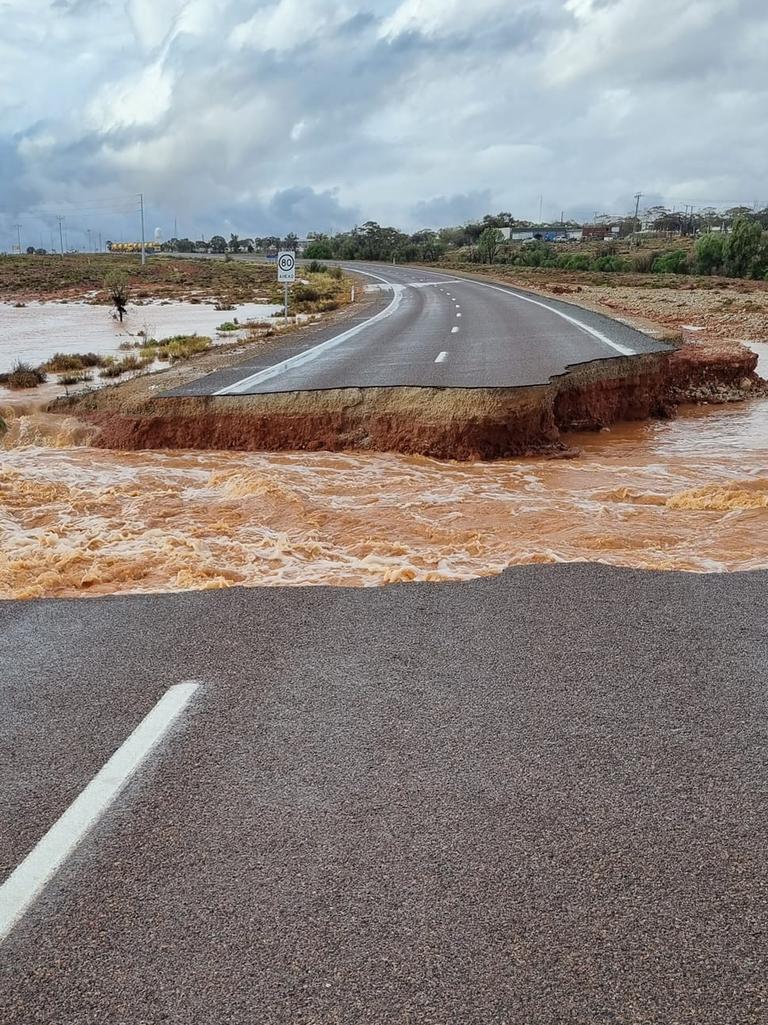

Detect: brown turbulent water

[2,380,767,599]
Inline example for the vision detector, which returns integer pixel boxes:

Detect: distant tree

[209,235,227,254]
[282,232,299,250]
[105,271,130,322]
[653,211,686,234]
[695,232,726,275]
[25,246,35,254]
[304,240,333,259]
[229,234,241,253]
[477,227,502,263]
[724,206,754,225]
[724,218,764,278]
[482,211,515,228]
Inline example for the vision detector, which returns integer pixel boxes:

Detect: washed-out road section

[1,565,766,1023]
[165,262,671,396]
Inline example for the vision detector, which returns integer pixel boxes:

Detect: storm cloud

[1,0,766,248]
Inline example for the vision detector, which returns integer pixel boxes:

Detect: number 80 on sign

[277,251,296,282]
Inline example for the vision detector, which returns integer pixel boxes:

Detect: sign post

[277,250,296,325]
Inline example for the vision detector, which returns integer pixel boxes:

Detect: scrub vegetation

[1,361,48,390]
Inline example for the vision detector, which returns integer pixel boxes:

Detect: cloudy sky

[1,0,766,248]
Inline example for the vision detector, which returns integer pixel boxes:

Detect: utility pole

[633,192,643,238]
[13,224,22,254]
[538,194,543,224]
[98,232,102,253]
[139,193,146,265]
[57,216,65,257]
[87,229,92,252]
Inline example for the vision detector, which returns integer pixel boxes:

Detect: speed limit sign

[277,250,296,282]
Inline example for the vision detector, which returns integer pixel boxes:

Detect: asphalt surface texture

[166,263,671,396]
[1,564,766,1024]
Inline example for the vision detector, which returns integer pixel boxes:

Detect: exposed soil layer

[67,338,763,460]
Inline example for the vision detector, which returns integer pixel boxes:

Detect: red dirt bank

[71,338,762,461]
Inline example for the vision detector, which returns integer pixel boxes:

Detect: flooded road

[2,384,767,598]
[0,299,282,371]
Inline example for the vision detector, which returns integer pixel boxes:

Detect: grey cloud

[1,0,767,249]
[411,191,493,228]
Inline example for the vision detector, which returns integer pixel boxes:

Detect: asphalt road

[167,263,671,396]
[2,565,767,1023]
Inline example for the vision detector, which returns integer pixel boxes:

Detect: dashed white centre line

[451,326,460,334]
[0,681,201,943]
[435,351,448,363]
[456,312,462,318]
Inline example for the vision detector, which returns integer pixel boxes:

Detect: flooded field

[2,385,767,598]
[0,299,282,371]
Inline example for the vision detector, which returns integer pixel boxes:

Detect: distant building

[581,224,620,241]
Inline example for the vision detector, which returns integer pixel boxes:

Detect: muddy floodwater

[0,300,282,371]
[2,377,767,598]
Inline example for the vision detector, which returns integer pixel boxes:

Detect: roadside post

[277,250,296,325]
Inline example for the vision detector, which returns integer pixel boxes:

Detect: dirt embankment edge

[67,340,762,461]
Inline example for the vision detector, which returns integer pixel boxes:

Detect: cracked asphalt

[1,564,766,1024]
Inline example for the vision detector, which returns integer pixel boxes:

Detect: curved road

[168,262,671,396]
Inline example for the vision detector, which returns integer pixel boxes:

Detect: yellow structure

[107,241,162,253]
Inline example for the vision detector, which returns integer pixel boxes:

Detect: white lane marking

[0,681,201,943]
[465,279,637,356]
[435,351,448,363]
[451,326,460,334]
[215,269,404,394]
[456,313,462,318]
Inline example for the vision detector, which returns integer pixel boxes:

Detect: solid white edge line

[467,279,637,356]
[435,351,448,363]
[0,681,201,943]
[214,268,404,395]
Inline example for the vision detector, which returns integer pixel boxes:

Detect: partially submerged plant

[6,361,47,390]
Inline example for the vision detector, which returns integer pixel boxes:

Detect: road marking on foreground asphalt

[0,681,201,943]
[471,280,638,356]
[214,268,405,395]
[451,326,460,334]
[435,351,448,363]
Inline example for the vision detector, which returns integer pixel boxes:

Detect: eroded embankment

[62,340,761,460]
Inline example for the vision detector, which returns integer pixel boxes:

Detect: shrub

[217,321,240,332]
[155,335,212,362]
[652,250,690,274]
[99,364,124,378]
[630,251,655,273]
[43,351,106,372]
[592,255,624,272]
[6,361,47,389]
[328,265,343,280]
[565,254,592,271]
[119,354,143,372]
[293,283,321,302]
[306,260,324,273]
[58,370,92,386]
